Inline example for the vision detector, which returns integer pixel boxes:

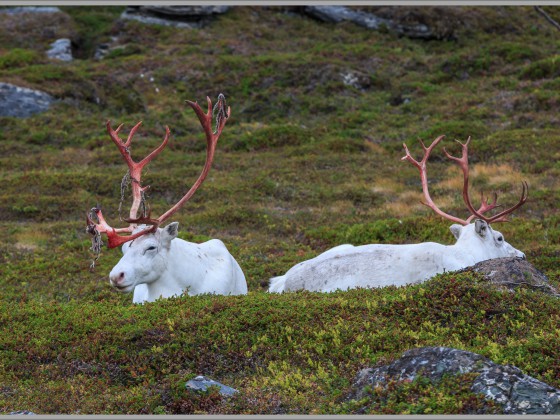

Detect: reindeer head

[86,94,230,269]
[109,222,179,293]
[402,135,528,258]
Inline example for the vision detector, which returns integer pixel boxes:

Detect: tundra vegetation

[0,6,559,415]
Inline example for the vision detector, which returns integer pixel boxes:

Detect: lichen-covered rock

[46,38,73,62]
[0,7,60,14]
[460,257,559,297]
[141,6,230,17]
[120,6,229,28]
[185,375,238,397]
[350,346,560,414]
[0,83,56,118]
[303,6,434,39]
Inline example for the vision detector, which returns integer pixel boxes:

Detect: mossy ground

[0,6,559,414]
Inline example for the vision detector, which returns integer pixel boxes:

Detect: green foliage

[519,55,560,80]
[0,48,41,69]
[417,120,491,145]
[60,6,125,58]
[305,217,452,248]
[228,123,313,151]
[0,273,558,414]
[1,5,559,415]
[104,44,144,60]
[337,373,503,414]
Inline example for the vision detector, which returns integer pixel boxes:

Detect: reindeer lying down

[87,95,247,303]
[269,136,528,293]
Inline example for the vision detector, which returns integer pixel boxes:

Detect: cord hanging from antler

[402,135,528,225]
[86,94,231,263]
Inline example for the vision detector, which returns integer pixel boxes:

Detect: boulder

[46,38,73,62]
[303,6,435,40]
[141,6,230,17]
[460,257,559,297]
[0,7,61,14]
[0,83,56,118]
[350,346,560,414]
[120,6,229,29]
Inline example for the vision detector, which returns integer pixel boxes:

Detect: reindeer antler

[402,135,528,226]
[87,94,230,257]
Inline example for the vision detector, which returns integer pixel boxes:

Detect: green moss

[338,373,503,414]
[519,55,560,80]
[60,6,125,58]
[228,124,314,151]
[104,44,145,60]
[0,48,42,69]
[0,273,558,414]
[416,120,491,146]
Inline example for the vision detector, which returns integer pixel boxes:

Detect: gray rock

[350,346,560,414]
[142,6,230,17]
[340,70,371,91]
[46,38,73,62]
[120,6,229,29]
[185,375,238,397]
[0,7,61,14]
[460,257,559,297]
[0,83,56,118]
[8,411,36,415]
[304,6,434,40]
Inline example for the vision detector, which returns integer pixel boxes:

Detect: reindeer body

[269,220,525,293]
[110,223,247,303]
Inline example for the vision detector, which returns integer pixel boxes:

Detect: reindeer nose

[110,271,126,285]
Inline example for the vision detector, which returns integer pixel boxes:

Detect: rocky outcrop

[120,6,230,29]
[0,7,61,14]
[459,257,559,297]
[350,346,560,414]
[0,83,56,118]
[303,6,435,40]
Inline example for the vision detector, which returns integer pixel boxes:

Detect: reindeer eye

[144,246,157,254]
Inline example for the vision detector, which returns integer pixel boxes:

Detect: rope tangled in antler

[213,93,228,134]
[86,209,103,270]
[118,171,130,221]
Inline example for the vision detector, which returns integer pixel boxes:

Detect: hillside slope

[0,6,559,414]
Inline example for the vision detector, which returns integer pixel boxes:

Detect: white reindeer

[269,136,528,293]
[87,95,248,303]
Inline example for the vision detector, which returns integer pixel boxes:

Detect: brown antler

[86,94,230,251]
[402,135,528,226]
[442,137,529,223]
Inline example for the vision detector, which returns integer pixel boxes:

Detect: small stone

[47,38,73,62]
[185,375,238,397]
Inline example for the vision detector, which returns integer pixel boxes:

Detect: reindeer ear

[475,219,488,237]
[161,222,179,247]
[450,224,463,240]
[121,241,131,254]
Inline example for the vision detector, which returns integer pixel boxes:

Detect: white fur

[269,220,525,293]
[109,223,247,303]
